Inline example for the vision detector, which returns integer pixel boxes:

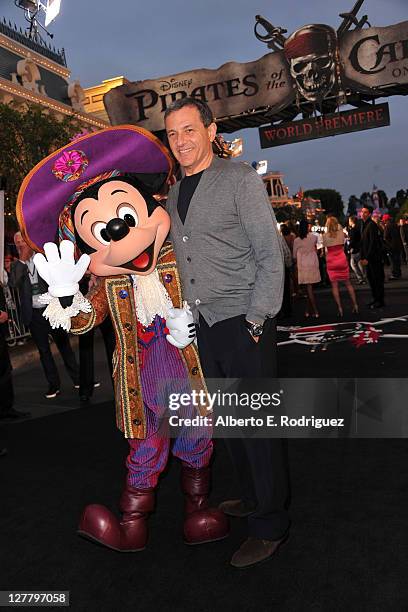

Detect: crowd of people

[0,96,406,568]
[279,207,406,319]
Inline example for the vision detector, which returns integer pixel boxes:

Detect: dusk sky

[2,0,407,203]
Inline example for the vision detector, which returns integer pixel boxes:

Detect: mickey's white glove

[166,302,196,349]
[33,240,90,298]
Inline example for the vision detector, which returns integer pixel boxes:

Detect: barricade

[4,284,30,346]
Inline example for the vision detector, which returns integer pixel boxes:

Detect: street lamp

[13,0,62,43]
[15,0,37,9]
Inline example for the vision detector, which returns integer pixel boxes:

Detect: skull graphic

[284,24,339,103]
[290,53,336,102]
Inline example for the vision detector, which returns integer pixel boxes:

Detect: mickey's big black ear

[124,173,169,196]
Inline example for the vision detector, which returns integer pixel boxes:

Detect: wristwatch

[245,319,264,338]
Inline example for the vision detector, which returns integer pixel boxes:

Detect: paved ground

[1,271,407,611]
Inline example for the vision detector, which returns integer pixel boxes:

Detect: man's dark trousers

[79,317,115,397]
[196,313,290,541]
[29,308,79,389]
[366,258,385,304]
[390,250,401,279]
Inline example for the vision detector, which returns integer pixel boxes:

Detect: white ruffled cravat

[39,268,174,331]
[132,268,173,327]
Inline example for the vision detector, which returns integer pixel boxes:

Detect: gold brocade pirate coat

[71,243,207,439]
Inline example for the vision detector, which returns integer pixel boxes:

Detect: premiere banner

[259,103,390,148]
[102,20,407,136]
[151,378,408,438]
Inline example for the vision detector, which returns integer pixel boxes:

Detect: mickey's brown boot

[181,463,229,545]
[77,484,154,552]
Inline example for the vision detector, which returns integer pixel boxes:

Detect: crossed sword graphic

[277,315,408,351]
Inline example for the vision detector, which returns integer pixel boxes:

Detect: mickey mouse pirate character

[17,125,228,552]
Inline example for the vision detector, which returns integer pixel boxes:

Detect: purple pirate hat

[17,125,174,252]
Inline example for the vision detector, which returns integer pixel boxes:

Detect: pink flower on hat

[52,149,89,182]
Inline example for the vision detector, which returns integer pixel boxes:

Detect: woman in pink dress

[323,217,358,316]
[293,218,320,317]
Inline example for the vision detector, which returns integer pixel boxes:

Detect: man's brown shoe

[218,499,257,518]
[230,535,287,568]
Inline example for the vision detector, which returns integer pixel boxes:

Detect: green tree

[359,192,372,206]
[304,188,344,221]
[347,195,359,216]
[396,189,407,209]
[396,199,408,220]
[0,102,82,219]
[377,189,388,209]
[274,205,304,224]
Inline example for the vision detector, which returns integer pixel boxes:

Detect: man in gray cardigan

[164,97,289,568]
